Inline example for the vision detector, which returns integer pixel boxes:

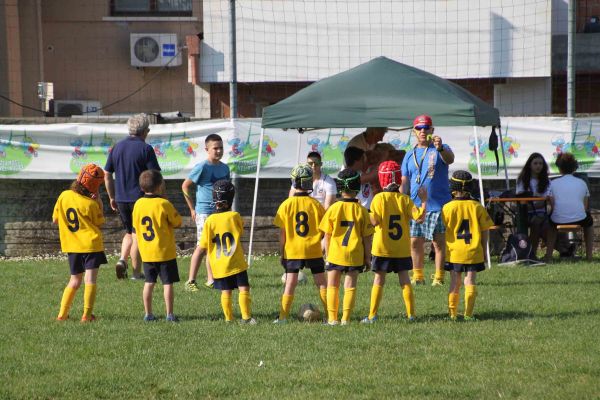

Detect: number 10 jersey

[200,210,248,279]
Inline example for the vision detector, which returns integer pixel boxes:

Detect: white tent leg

[247,128,265,266]
[473,126,492,269]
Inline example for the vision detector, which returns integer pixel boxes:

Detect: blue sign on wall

[162,44,176,57]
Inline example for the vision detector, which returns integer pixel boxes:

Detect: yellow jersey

[132,195,182,262]
[442,199,494,264]
[52,190,105,253]
[370,191,424,258]
[274,193,325,259]
[199,210,248,279]
[319,199,374,267]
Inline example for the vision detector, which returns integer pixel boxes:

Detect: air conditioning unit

[130,33,182,67]
[54,100,102,117]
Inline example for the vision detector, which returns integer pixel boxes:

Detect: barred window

[111,0,192,16]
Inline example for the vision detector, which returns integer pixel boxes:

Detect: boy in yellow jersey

[442,170,494,321]
[319,168,374,326]
[273,164,327,324]
[132,170,182,322]
[361,161,427,323]
[53,164,106,322]
[199,180,255,324]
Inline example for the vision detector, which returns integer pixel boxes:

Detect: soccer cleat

[130,274,145,281]
[340,320,349,326]
[327,320,339,326]
[81,314,96,323]
[204,281,215,289]
[360,316,378,324]
[448,316,458,322]
[240,318,257,325]
[56,315,69,321]
[115,259,128,279]
[463,316,478,322]
[411,278,426,286]
[143,314,157,322]
[431,279,444,287]
[272,319,287,324]
[407,316,416,323]
[166,314,179,322]
[185,281,200,292]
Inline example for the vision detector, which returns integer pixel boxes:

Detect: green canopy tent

[247,57,503,267]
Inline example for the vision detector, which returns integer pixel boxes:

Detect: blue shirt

[104,136,161,202]
[401,144,451,212]
[188,160,231,214]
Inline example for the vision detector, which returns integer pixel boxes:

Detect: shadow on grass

[483,280,600,287]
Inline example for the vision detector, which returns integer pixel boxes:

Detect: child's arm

[480,230,489,253]
[370,213,380,227]
[363,235,373,271]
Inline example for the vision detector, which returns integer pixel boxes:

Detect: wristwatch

[437,146,444,152]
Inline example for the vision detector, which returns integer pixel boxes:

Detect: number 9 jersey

[442,199,494,264]
[53,190,105,253]
[199,210,248,279]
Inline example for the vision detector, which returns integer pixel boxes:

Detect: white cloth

[516,177,550,197]
[289,174,337,207]
[357,183,374,210]
[548,174,589,223]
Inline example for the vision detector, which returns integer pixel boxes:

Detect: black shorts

[281,258,325,274]
[326,262,364,273]
[143,259,180,284]
[371,256,412,273]
[68,252,107,275]
[444,262,485,273]
[214,270,250,290]
[550,212,594,229]
[117,202,136,234]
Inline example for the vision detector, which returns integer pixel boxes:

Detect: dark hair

[69,181,93,198]
[555,152,578,174]
[336,168,361,194]
[517,152,549,194]
[307,151,321,160]
[205,134,223,145]
[449,170,473,198]
[343,146,365,168]
[139,169,163,193]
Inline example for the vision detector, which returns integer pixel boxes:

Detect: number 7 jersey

[442,199,494,264]
[199,210,248,279]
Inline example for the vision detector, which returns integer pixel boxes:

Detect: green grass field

[1,255,599,399]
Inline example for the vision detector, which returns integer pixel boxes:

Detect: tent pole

[473,126,492,269]
[296,131,302,164]
[498,124,510,191]
[247,128,265,266]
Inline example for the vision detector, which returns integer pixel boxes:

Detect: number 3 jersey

[132,195,182,262]
[319,199,374,267]
[442,199,494,264]
[199,210,248,279]
[273,193,325,260]
[370,191,424,258]
[53,190,105,253]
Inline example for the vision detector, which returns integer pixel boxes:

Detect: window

[111,0,192,16]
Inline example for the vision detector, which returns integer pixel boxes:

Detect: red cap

[413,115,433,127]
[378,160,402,189]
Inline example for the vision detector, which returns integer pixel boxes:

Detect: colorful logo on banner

[69,132,114,173]
[149,132,199,175]
[227,124,278,174]
[387,131,415,153]
[0,131,40,175]
[468,133,521,175]
[550,123,600,173]
[306,130,350,175]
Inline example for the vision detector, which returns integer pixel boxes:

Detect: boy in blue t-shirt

[182,134,230,291]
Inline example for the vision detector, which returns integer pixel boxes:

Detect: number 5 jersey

[53,190,105,253]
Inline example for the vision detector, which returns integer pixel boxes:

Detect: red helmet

[413,115,433,127]
[378,160,402,189]
[77,163,104,195]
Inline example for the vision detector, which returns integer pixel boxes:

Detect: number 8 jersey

[53,190,105,253]
[199,210,248,278]
[442,199,494,264]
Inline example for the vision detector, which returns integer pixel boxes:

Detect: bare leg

[130,233,142,277]
[410,237,425,281]
[432,233,446,278]
[545,225,557,262]
[283,273,299,295]
[163,284,174,315]
[120,233,132,262]
[188,246,204,283]
[143,283,155,316]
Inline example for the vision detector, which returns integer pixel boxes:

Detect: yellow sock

[82,284,97,319]
[368,284,383,319]
[319,288,327,313]
[434,269,445,282]
[341,287,357,322]
[326,286,340,322]
[239,291,252,320]
[221,292,234,321]
[57,286,77,320]
[401,284,415,318]
[279,294,294,320]
[448,292,460,318]
[413,268,425,281]
[464,285,478,317]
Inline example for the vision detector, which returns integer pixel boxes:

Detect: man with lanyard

[401,115,454,286]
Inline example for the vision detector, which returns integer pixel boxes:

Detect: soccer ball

[298,303,322,322]
[281,271,307,284]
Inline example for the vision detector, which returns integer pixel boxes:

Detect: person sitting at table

[544,152,594,262]
[516,152,551,257]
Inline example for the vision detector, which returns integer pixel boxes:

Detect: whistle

[426,134,433,141]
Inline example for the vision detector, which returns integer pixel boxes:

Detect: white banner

[1,117,600,180]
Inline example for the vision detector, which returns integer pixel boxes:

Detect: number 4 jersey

[442,199,494,264]
[199,210,248,279]
[132,195,182,262]
[53,190,105,253]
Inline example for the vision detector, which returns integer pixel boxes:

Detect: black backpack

[499,233,535,264]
